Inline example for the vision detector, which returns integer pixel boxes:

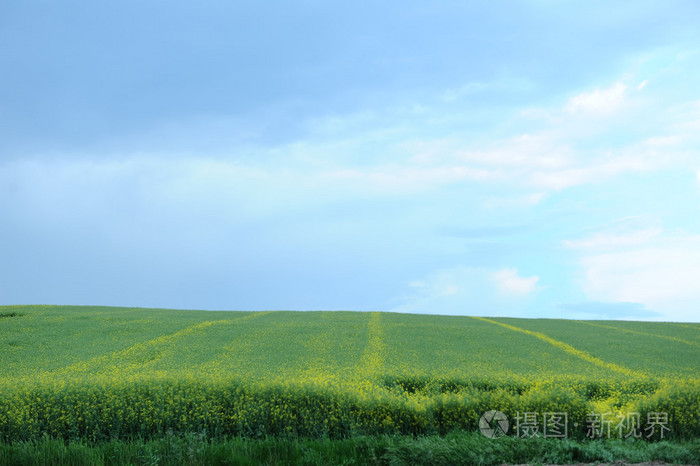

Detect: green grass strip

[1,433,698,465]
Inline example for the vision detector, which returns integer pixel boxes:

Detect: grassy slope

[1,305,699,463]
[2,305,698,384]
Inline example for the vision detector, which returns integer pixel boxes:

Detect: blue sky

[2,1,700,322]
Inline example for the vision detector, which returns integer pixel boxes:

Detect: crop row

[0,377,697,442]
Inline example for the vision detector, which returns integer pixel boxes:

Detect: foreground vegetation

[2,432,699,465]
[2,376,699,442]
[1,305,698,462]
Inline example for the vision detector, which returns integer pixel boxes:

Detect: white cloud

[483,192,546,209]
[2,156,342,233]
[409,133,574,170]
[563,227,662,250]
[407,74,690,196]
[580,242,700,322]
[400,77,688,193]
[320,165,500,194]
[439,81,493,102]
[643,135,683,147]
[565,83,628,114]
[454,133,574,169]
[527,153,663,191]
[255,69,697,205]
[406,134,669,193]
[437,77,530,102]
[567,223,700,322]
[492,268,539,295]
[392,266,539,316]
[557,301,661,321]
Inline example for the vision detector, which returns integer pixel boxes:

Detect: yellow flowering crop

[0,305,698,441]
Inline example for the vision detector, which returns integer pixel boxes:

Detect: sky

[2,1,700,322]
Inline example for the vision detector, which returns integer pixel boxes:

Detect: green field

[1,305,699,447]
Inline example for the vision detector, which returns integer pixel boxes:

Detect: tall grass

[1,432,699,466]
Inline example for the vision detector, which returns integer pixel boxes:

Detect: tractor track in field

[471,316,646,378]
[575,320,699,347]
[44,311,272,378]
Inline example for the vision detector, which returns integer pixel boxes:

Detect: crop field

[0,305,699,445]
